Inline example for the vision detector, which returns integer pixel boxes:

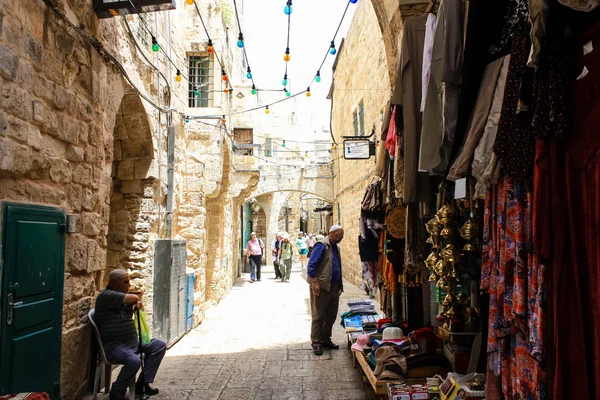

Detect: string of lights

[232,0,256,90]
[281,0,293,99]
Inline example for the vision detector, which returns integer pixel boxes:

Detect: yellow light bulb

[186,0,194,4]
[175,74,182,82]
[306,91,311,97]
[284,54,290,62]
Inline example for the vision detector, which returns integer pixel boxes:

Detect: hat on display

[382,327,405,342]
[351,334,370,352]
[329,224,343,233]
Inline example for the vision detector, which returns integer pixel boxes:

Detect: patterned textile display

[481,177,547,399]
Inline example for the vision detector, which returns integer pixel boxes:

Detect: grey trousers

[309,282,340,345]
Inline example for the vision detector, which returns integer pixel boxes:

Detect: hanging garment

[394,118,405,199]
[481,177,547,399]
[421,13,437,112]
[447,57,505,181]
[558,0,600,11]
[386,106,397,157]
[392,16,430,203]
[539,21,600,400]
[419,0,465,175]
[472,56,511,199]
[493,16,537,181]
[527,0,550,68]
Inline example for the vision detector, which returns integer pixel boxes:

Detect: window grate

[188,54,214,108]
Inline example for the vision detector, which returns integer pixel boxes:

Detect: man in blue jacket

[306,225,344,356]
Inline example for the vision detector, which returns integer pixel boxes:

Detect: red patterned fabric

[385,106,397,157]
[482,176,547,399]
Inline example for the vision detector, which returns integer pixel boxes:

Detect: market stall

[342,0,600,398]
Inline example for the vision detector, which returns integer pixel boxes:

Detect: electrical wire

[232,0,256,89]
[308,0,352,87]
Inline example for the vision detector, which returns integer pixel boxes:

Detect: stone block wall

[330,0,393,288]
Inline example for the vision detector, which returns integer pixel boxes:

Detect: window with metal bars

[353,100,365,136]
[188,53,214,108]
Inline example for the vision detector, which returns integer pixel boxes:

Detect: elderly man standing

[94,269,166,400]
[306,225,345,356]
[271,232,283,279]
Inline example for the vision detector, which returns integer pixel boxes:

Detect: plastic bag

[134,310,151,345]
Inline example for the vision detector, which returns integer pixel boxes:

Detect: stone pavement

[151,263,379,400]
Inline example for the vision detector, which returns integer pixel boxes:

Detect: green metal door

[0,203,66,399]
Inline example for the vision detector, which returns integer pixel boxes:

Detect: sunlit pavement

[152,263,379,400]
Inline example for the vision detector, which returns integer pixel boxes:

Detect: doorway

[0,203,66,399]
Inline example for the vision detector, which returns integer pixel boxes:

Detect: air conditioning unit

[153,239,187,347]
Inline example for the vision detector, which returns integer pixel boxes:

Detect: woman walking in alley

[245,232,265,282]
[278,233,295,282]
[296,232,309,268]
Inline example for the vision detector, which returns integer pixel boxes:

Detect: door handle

[7,293,22,326]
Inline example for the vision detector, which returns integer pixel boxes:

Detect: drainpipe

[165,112,175,238]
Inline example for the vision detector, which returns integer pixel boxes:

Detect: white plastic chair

[88,309,136,400]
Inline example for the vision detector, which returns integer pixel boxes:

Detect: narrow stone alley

[149,264,377,400]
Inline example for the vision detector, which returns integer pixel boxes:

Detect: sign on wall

[343,139,373,160]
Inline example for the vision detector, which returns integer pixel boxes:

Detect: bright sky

[241,0,357,129]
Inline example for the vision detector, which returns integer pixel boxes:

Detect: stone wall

[0,0,256,398]
[330,0,393,288]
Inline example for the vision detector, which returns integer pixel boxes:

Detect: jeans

[249,255,262,280]
[105,339,167,396]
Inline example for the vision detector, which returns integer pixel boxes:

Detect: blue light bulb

[350,0,358,3]
[282,79,288,86]
[237,40,244,48]
[284,5,292,14]
[247,72,252,79]
[330,48,337,55]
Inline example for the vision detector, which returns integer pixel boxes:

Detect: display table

[355,351,403,397]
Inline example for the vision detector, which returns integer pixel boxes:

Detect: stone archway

[105,86,156,295]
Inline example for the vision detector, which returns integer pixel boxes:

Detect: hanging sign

[343,139,373,160]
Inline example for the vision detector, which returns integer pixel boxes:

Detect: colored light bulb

[194,88,200,96]
[222,70,228,81]
[265,106,270,114]
[185,117,190,123]
[237,33,244,48]
[246,67,252,79]
[282,74,288,86]
[284,53,290,62]
[224,88,229,94]
[152,37,159,52]
[304,151,308,157]
[175,70,182,82]
[207,39,214,53]
[286,91,291,97]
[186,0,194,4]
[251,85,257,95]
[282,140,286,147]
[316,71,321,83]
[350,0,358,3]
[329,41,336,55]
[221,116,226,123]
[284,1,292,14]
[306,87,311,97]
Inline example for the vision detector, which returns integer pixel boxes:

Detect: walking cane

[136,310,149,400]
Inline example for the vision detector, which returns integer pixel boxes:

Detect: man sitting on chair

[95,269,166,400]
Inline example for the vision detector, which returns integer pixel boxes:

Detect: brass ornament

[387,206,406,239]
[436,205,456,226]
[460,218,479,252]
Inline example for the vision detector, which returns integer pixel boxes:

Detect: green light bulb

[286,91,291,97]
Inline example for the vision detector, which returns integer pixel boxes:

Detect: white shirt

[420,13,437,112]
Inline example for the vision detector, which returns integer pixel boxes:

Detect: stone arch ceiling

[370,0,403,84]
[254,189,333,205]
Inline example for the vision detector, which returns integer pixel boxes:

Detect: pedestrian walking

[307,225,345,356]
[278,233,295,282]
[271,233,283,279]
[245,232,265,282]
[307,233,316,258]
[296,232,309,268]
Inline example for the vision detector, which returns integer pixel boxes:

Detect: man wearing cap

[271,233,283,279]
[94,269,166,400]
[307,225,345,356]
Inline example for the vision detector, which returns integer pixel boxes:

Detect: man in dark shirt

[306,225,344,356]
[94,269,166,400]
